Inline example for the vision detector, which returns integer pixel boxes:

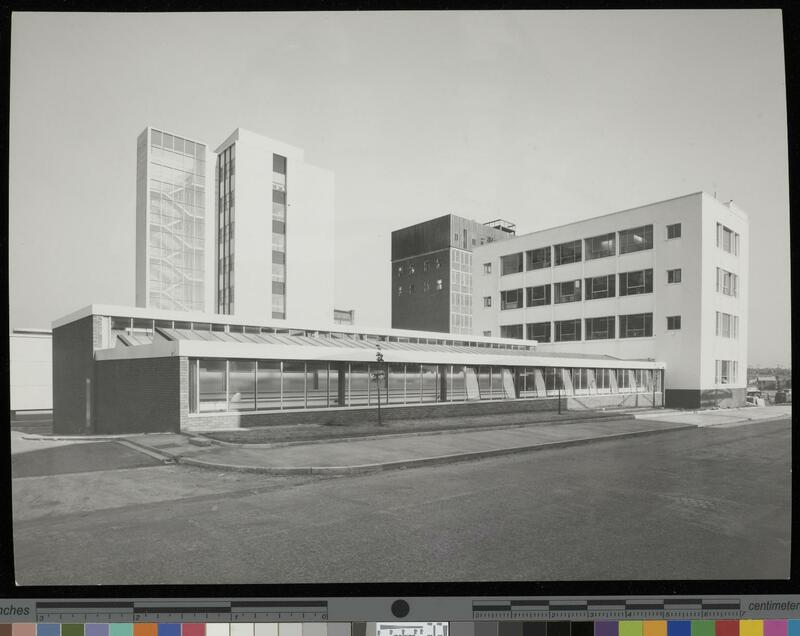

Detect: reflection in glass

[199,360,227,412]
[282,361,306,409]
[256,361,281,409]
[229,360,256,411]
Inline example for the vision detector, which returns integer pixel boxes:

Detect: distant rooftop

[484,219,516,234]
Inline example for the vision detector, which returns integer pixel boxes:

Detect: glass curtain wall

[188,359,663,413]
[148,129,207,311]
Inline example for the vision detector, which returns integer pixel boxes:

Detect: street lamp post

[371,345,386,426]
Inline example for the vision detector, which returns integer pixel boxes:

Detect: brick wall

[184,396,560,431]
[52,316,96,434]
[95,356,182,433]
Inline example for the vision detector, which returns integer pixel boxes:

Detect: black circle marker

[391,599,410,618]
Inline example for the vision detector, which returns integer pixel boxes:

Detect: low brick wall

[566,392,664,410]
[95,357,182,434]
[185,397,561,431]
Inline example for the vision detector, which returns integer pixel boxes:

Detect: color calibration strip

[1,623,800,636]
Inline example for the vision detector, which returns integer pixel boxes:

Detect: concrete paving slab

[170,418,697,474]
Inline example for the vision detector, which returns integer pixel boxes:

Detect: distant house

[756,375,778,391]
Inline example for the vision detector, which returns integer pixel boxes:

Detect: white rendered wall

[286,161,335,325]
[471,193,710,392]
[10,332,53,411]
[699,193,749,391]
[216,129,334,324]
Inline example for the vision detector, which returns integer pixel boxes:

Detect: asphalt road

[13,418,791,584]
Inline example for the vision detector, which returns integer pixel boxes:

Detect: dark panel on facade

[391,215,453,261]
[94,357,182,433]
[666,388,744,409]
[391,248,451,332]
[52,316,97,435]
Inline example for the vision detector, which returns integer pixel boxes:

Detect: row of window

[498,312,660,342]
[188,358,662,414]
[396,258,443,277]
[494,223,672,276]
[492,268,669,309]
[397,280,444,295]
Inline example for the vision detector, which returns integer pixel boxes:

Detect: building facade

[10,328,53,413]
[51,304,664,434]
[471,192,749,408]
[391,215,514,334]
[135,127,213,312]
[214,129,335,324]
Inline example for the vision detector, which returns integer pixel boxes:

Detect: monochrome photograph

[8,9,791,585]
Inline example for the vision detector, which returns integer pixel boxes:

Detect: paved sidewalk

[634,404,792,426]
[124,418,698,474]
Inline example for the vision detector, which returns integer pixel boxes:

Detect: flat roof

[51,304,535,348]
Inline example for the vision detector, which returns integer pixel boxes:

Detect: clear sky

[9,10,790,367]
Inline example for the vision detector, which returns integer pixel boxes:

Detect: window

[408,283,415,294]
[667,315,682,330]
[716,223,740,255]
[619,224,653,254]
[483,262,491,274]
[483,330,492,337]
[667,268,682,284]
[715,360,739,384]
[667,223,682,239]
[423,281,430,292]
[435,258,441,269]
[454,233,459,242]
[526,246,551,270]
[273,154,287,174]
[501,253,524,275]
[585,316,615,340]
[585,274,616,299]
[554,240,582,265]
[526,284,551,307]
[500,288,523,310]
[500,324,524,339]
[554,319,581,342]
[716,312,739,338]
[554,279,582,304]
[423,260,429,272]
[397,286,403,296]
[584,233,616,260]
[716,268,739,297]
[619,269,653,296]
[396,265,403,276]
[527,321,551,342]
[595,368,613,391]
[408,264,415,275]
[435,279,443,291]
[483,296,492,307]
[619,313,653,338]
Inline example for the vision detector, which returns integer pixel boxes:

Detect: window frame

[527,321,551,343]
[585,274,616,300]
[526,246,552,270]
[500,288,524,310]
[526,284,551,307]
[554,318,582,342]
[500,252,524,276]
[667,315,681,330]
[619,269,654,296]
[483,296,492,308]
[584,232,616,260]
[667,268,682,284]
[553,279,582,304]
[619,312,654,338]
[553,239,582,266]
[585,316,616,340]
[619,224,654,254]
[666,223,682,240]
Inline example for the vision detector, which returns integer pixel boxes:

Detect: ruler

[34,602,329,623]
[471,599,742,620]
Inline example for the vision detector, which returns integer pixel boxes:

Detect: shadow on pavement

[12,442,161,478]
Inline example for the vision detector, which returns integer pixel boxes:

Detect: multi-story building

[214,129,335,324]
[471,192,748,408]
[391,215,515,334]
[135,127,213,312]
